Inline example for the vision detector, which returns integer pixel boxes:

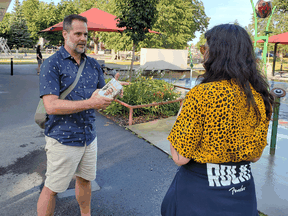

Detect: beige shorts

[44,136,97,193]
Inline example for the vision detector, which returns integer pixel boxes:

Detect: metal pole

[270,97,280,155]
[11,58,13,76]
[270,88,286,155]
[272,43,279,76]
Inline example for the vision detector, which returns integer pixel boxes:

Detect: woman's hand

[250,156,261,163]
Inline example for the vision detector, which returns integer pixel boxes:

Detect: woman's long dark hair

[199,24,274,122]
[37,45,41,53]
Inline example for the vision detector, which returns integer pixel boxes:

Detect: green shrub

[103,76,181,117]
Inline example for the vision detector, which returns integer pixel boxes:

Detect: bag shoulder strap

[59,58,86,99]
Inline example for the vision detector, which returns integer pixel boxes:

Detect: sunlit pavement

[0,64,288,215]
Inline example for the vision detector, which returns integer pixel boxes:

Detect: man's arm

[43,89,113,115]
[170,142,191,166]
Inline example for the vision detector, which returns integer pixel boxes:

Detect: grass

[0,59,38,64]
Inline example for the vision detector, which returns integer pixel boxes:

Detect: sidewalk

[127,117,288,216]
[0,64,177,215]
[0,63,287,215]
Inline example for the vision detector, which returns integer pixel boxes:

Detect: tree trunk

[129,43,136,82]
[93,37,99,54]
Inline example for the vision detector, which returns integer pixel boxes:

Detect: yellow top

[168,79,270,163]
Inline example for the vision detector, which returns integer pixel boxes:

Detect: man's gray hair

[63,14,87,32]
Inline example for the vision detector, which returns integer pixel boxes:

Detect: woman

[161,24,274,216]
[36,45,43,75]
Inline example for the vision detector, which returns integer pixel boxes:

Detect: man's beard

[67,36,86,54]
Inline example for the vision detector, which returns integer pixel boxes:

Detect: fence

[113,85,191,126]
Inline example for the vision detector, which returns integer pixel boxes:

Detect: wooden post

[129,108,133,126]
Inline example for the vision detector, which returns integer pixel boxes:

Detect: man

[37,14,126,216]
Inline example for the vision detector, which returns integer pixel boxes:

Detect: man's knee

[76,176,90,184]
[42,186,58,196]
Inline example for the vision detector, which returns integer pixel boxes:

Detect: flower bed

[102,76,191,126]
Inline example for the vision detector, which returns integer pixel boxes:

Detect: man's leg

[75,176,92,216]
[37,186,57,216]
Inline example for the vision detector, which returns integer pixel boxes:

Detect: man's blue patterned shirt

[39,46,106,146]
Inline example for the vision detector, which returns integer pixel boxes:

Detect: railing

[113,85,191,126]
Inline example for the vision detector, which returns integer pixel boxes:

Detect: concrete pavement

[127,116,288,216]
[0,63,288,215]
[0,64,177,215]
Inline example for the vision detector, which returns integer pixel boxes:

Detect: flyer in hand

[98,78,123,99]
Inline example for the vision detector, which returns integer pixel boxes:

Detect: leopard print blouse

[168,79,270,163]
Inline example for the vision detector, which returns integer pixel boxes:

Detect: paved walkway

[127,117,288,216]
[0,63,287,215]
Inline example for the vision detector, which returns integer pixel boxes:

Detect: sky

[7,0,256,44]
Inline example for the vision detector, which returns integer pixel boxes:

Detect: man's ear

[62,30,67,40]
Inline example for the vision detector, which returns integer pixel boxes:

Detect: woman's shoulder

[189,80,233,97]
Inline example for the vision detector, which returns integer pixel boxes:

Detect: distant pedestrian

[36,45,43,75]
[161,24,274,216]
[37,14,128,216]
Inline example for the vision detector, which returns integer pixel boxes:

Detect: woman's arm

[170,142,191,166]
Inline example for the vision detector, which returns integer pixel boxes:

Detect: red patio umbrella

[256,32,288,44]
[256,32,288,75]
[40,8,159,34]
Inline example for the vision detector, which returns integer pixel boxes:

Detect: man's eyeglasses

[200,45,206,55]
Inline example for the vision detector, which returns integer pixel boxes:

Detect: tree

[78,0,97,13]
[247,0,288,58]
[95,0,210,54]
[22,0,40,43]
[234,19,240,25]
[94,0,133,53]
[275,0,288,13]
[139,0,210,49]
[115,0,159,80]
[9,0,33,50]
[38,0,97,46]
[0,12,12,39]
[195,32,206,50]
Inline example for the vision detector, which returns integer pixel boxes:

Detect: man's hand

[89,89,113,110]
[114,72,129,98]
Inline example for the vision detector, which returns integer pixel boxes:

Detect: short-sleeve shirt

[167,79,270,163]
[39,46,106,146]
[37,49,42,60]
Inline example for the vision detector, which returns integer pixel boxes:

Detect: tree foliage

[9,0,33,49]
[22,0,40,43]
[95,0,210,51]
[234,19,240,25]
[0,0,97,47]
[0,13,11,38]
[140,0,210,49]
[115,0,159,80]
[0,0,210,50]
[246,0,288,54]
[115,0,158,45]
[195,32,206,50]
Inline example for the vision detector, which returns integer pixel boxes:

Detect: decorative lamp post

[250,0,276,78]
[189,44,193,89]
